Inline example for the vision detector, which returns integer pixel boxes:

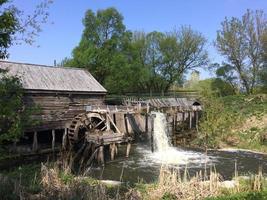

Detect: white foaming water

[149,111,211,166]
[153,111,170,151]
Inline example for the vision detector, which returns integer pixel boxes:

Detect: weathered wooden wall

[24,92,105,131]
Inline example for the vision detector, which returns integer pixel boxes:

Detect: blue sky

[7,0,267,79]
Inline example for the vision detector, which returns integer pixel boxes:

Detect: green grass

[1,163,42,194]
[222,95,267,119]
[206,191,267,200]
[196,94,267,152]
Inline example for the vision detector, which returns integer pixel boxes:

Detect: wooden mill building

[0,60,107,151]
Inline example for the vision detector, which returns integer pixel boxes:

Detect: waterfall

[150,111,210,165]
[153,112,171,151]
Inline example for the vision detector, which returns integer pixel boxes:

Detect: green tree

[215,9,267,94]
[0,70,38,143]
[212,62,238,93]
[0,0,52,59]
[190,78,236,96]
[62,8,208,95]
[63,8,131,86]
[159,26,208,91]
[129,28,208,94]
[259,31,267,92]
[0,1,49,141]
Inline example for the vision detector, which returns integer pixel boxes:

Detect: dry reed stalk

[40,163,111,199]
[147,165,223,200]
[252,166,263,191]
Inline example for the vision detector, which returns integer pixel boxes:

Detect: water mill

[1,4,267,198]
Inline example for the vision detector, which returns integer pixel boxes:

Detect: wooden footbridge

[65,97,202,170]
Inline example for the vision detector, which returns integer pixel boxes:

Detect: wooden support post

[189,112,192,129]
[196,111,199,132]
[110,143,115,160]
[138,103,141,112]
[124,114,129,134]
[145,114,148,133]
[52,129,55,151]
[32,131,38,152]
[151,114,155,152]
[126,142,131,158]
[106,115,110,131]
[62,128,67,150]
[113,113,116,125]
[174,113,177,133]
[115,144,118,155]
[172,114,176,145]
[98,145,104,166]
[146,102,150,113]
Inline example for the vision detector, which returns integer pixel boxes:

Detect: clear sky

[7,0,267,79]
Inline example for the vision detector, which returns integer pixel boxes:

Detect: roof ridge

[0,60,88,71]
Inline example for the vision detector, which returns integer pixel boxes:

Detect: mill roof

[0,60,107,93]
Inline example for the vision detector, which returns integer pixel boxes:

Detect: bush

[190,78,236,97]
[196,95,238,148]
[0,70,39,143]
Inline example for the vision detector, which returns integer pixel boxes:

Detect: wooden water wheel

[68,112,107,146]
[67,112,108,171]
[66,111,132,171]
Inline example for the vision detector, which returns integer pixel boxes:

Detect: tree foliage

[0,1,50,142]
[190,78,236,97]
[0,0,52,59]
[260,31,267,92]
[214,9,267,94]
[62,8,130,85]
[62,8,209,94]
[0,70,38,143]
[159,27,208,91]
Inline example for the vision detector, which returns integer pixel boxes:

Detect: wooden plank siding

[24,93,105,132]
[0,61,108,132]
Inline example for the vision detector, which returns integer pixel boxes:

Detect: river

[88,112,267,184]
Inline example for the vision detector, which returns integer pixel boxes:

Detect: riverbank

[1,162,266,200]
[194,94,267,154]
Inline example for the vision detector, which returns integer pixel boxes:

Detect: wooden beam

[126,142,131,158]
[151,114,155,152]
[145,114,148,133]
[98,145,104,166]
[107,114,121,134]
[106,114,110,131]
[189,112,192,129]
[62,128,67,150]
[124,114,129,134]
[115,144,118,155]
[110,143,115,160]
[196,111,199,132]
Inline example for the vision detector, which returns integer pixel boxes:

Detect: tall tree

[63,8,130,85]
[260,31,267,91]
[0,0,50,141]
[212,62,238,93]
[159,26,208,91]
[130,28,208,94]
[215,9,267,94]
[0,0,52,59]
